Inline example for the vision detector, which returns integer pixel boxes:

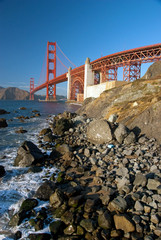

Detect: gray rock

[114,124,129,144]
[14,141,44,167]
[133,172,147,187]
[147,179,160,190]
[124,131,136,144]
[134,201,144,212]
[34,181,55,200]
[87,119,112,144]
[116,167,128,177]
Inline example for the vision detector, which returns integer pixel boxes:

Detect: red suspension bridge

[30,42,161,101]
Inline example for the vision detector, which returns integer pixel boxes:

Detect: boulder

[14,141,44,167]
[20,198,38,212]
[86,119,113,144]
[0,165,5,177]
[34,181,56,200]
[0,118,8,128]
[114,123,129,144]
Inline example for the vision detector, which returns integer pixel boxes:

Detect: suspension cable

[56,43,77,68]
[56,55,68,70]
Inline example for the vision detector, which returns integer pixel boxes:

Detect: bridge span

[30,42,161,101]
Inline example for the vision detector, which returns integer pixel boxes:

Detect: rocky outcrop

[14,141,44,167]
[77,61,161,143]
[142,60,161,79]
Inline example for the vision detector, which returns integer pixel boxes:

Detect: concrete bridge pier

[67,67,72,100]
[84,58,94,100]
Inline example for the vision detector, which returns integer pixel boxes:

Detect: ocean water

[0,100,80,239]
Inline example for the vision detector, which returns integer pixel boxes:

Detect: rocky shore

[4,110,161,240]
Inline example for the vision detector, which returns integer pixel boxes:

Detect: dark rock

[35,181,55,200]
[80,219,95,232]
[0,118,8,128]
[20,198,38,212]
[15,127,27,134]
[28,166,42,173]
[53,203,67,218]
[20,107,26,110]
[49,220,64,235]
[14,231,22,239]
[0,109,10,115]
[87,119,112,144]
[84,199,96,213]
[98,211,112,229]
[9,211,27,226]
[53,117,72,135]
[68,195,83,208]
[28,233,51,240]
[14,141,44,167]
[61,210,74,225]
[0,165,5,177]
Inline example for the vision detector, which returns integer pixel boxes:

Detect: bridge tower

[30,78,34,100]
[46,42,56,100]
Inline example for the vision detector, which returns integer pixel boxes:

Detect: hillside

[77,61,161,143]
[0,87,66,100]
[0,87,30,100]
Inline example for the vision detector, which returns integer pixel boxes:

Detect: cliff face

[0,87,30,100]
[77,61,161,143]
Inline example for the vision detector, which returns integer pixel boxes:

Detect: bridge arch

[71,77,84,100]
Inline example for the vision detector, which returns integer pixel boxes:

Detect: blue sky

[0,0,161,96]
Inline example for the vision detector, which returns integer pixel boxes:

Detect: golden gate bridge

[30,42,161,101]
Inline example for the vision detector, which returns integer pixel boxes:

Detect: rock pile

[11,112,161,240]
